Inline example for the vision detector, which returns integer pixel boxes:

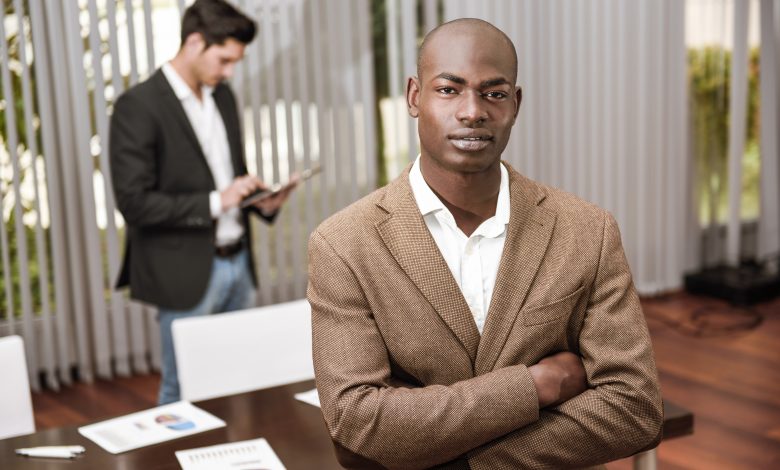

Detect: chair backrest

[0,335,35,439]
[172,299,314,402]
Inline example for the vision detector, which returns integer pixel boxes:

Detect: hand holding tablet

[240,165,321,209]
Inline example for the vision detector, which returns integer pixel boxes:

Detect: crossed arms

[308,211,663,469]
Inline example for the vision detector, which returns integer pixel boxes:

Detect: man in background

[308,18,662,469]
[110,0,296,404]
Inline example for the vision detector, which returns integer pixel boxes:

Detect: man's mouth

[449,132,493,152]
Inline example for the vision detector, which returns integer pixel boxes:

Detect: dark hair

[180,0,257,48]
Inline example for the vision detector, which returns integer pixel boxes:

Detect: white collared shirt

[409,156,510,334]
[161,63,243,246]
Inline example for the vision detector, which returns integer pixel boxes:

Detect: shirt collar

[478,163,510,237]
[161,62,213,101]
[409,156,511,235]
[409,156,446,217]
[494,162,510,226]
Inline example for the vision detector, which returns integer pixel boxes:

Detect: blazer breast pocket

[522,283,587,326]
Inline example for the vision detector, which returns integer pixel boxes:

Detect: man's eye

[484,91,508,99]
[438,87,457,95]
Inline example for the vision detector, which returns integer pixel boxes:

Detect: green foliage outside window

[0,16,50,320]
[689,46,761,226]
[0,213,50,318]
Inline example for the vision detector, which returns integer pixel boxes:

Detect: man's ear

[183,32,206,53]
[406,76,421,118]
[513,85,523,119]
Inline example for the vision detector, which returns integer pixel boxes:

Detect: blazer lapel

[153,70,206,160]
[475,165,556,375]
[376,171,481,363]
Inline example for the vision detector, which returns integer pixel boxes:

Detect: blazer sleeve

[308,230,541,470]
[467,212,664,469]
[109,92,211,229]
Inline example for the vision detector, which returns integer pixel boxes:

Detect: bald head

[417,18,518,84]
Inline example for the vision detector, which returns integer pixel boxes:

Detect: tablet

[239,165,321,208]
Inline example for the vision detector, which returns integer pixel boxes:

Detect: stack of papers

[78,401,225,454]
[175,438,286,470]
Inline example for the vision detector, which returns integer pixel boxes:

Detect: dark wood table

[661,400,695,440]
[0,380,694,470]
[0,380,341,470]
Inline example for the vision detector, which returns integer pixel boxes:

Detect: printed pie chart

[155,413,196,431]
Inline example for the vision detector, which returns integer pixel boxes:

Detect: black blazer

[110,69,270,310]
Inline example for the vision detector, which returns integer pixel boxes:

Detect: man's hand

[251,173,300,215]
[528,351,588,408]
[221,175,262,211]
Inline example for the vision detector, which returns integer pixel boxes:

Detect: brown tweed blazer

[307,163,663,470]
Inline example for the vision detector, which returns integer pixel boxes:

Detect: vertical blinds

[1,0,726,391]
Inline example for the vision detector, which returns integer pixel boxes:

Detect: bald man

[308,19,663,469]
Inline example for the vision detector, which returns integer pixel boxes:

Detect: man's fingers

[232,175,264,198]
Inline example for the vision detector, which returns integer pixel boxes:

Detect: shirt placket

[462,236,485,333]
[201,98,218,183]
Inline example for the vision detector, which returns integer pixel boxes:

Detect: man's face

[408,30,521,174]
[193,38,246,87]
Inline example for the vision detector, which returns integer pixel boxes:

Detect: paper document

[294,388,320,408]
[78,401,225,454]
[175,438,286,470]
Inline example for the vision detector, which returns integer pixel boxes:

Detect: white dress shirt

[161,63,243,247]
[409,157,510,334]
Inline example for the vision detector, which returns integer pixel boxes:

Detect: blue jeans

[157,248,256,404]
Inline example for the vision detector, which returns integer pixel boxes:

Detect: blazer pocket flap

[522,284,586,326]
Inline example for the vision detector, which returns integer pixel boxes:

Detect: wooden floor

[30,292,780,469]
[609,293,780,470]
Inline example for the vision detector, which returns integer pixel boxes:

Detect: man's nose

[455,91,488,125]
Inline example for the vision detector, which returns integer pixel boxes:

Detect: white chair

[0,335,35,439]
[172,299,314,402]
